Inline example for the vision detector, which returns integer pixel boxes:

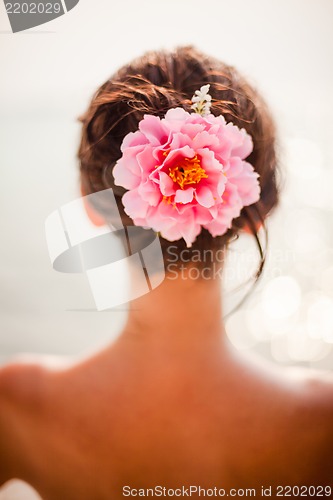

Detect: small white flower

[191,84,212,116]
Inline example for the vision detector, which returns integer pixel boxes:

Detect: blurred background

[1,0,333,370]
[0,0,332,496]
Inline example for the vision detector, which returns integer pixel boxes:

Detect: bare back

[1,339,332,500]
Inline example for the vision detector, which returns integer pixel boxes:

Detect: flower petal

[179,220,202,247]
[138,180,161,206]
[113,157,140,190]
[195,185,215,208]
[121,130,148,151]
[229,161,260,206]
[137,145,158,174]
[159,171,175,196]
[139,115,169,146]
[175,187,194,204]
[122,189,149,219]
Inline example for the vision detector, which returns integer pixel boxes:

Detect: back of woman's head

[78,45,279,275]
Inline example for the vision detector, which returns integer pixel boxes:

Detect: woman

[0,46,332,500]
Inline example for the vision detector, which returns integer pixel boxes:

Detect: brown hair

[78,46,279,278]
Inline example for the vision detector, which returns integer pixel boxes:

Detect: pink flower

[113,107,260,247]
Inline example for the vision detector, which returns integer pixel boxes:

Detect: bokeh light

[261,276,301,320]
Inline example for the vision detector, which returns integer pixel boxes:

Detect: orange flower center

[168,155,208,190]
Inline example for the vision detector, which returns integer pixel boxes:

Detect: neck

[120,267,226,353]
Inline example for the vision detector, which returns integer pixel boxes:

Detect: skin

[0,262,333,499]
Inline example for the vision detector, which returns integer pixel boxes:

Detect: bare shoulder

[0,354,70,402]
[1,354,43,388]
[0,354,71,485]
[235,347,333,404]
[238,349,333,435]
[235,351,333,479]
[267,363,333,422]
[285,365,333,405]
[284,366,333,457]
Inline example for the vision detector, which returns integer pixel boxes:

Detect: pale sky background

[0,0,333,496]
